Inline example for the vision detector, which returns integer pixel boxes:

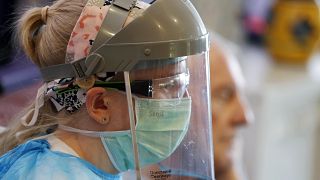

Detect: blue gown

[0,139,121,180]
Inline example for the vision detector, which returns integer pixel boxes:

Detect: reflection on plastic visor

[94,72,190,98]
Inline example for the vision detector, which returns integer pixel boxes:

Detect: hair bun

[41,6,50,24]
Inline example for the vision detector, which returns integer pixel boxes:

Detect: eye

[214,87,235,103]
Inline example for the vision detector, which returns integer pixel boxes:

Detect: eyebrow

[212,84,236,92]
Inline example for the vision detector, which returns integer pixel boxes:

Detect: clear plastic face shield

[40,0,213,179]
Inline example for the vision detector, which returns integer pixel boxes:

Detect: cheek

[212,119,221,136]
[212,103,225,125]
[212,102,232,123]
[108,94,131,130]
[212,114,221,139]
[212,109,230,138]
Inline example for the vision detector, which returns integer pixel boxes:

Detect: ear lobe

[86,87,110,125]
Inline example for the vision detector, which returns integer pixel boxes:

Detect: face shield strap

[40,61,86,81]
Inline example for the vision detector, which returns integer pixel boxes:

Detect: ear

[86,87,111,125]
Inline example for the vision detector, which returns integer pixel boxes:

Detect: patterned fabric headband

[66,0,110,63]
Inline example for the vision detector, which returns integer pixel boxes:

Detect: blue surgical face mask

[59,96,192,172]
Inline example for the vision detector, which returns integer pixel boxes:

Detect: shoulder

[0,139,50,169]
[0,139,120,180]
[0,139,50,179]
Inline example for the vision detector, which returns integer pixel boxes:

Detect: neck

[55,129,118,174]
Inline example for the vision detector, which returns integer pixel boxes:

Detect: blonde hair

[0,0,87,155]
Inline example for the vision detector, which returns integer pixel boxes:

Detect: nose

[231,94,252,126]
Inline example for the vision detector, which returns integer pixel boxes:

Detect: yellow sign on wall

[266,0,320,64]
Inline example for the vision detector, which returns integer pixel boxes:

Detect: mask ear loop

[21,83,48,127]
[185,89,190,98]
[124,71,142,179]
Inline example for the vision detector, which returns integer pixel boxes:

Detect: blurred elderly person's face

[210,44,250,177]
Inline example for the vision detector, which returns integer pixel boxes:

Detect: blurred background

[1,0,320,180]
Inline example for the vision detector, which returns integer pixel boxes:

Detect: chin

[214,149,233,175]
